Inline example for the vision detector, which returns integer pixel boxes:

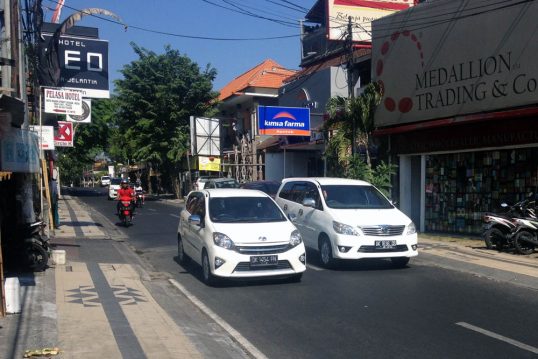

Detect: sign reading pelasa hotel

[372,0,538,127]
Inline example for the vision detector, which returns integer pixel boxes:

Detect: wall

[265,152,311,181]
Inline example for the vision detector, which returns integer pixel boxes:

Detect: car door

[181,193,201,258]
[300,182,325,247]
[189,193,208,260]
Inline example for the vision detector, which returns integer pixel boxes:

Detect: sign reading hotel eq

[44,88,83,115]
[258,106,310,136]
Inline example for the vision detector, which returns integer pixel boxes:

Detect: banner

[44,87,83,115]
[198,156,220,172]
[0,128,40,173]
[54,121,74,147]
[29,125,55,150]
[258,106,310,136]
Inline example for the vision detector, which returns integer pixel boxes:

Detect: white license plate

[250,255,278,267]
[375,240,397,249]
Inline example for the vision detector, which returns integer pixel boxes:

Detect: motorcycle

[135,190,144,208]
[3,221,51,272]
[482,198,535,252]
[118,200,133,227]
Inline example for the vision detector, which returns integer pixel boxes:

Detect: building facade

[372,0,538,234]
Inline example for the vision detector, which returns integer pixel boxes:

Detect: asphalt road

[73,187,538,359]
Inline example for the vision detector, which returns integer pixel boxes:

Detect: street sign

[198,156,220,172]
[66,99,91,123]
[44,87,83,115]
[29,125,55,150]
[54,121,74,147]
[258,106,310,136]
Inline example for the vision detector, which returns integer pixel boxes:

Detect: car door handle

[283,204,288,211]
[298,209,303,216]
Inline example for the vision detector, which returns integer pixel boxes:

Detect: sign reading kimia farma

[258,106,310,136]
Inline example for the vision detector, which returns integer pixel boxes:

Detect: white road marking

[169,279,268,359]
[307,264,324,271]
[456,322,538,354]
[169,214,179,218]
[148,208,156,212]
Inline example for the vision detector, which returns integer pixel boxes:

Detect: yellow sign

[198,156,221,172]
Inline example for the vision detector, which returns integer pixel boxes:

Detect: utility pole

[346,16,356,156]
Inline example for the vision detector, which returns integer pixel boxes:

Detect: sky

[41,0,318,92]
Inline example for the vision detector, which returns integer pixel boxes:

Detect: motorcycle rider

[134,180,144,206]
[116,178,135,215]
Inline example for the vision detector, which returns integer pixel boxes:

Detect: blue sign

[258,106,310,136]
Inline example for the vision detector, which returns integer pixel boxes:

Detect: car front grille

[358,245,408,253]
[233,260,292,272]
[234,244,291,255]
[360,225,405,236]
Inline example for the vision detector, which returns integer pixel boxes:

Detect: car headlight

[406,222,417,235]
[333,221,359,236]
[213,232,234,249]
[289,230,302,247]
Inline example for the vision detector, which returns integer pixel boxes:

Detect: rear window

[111,178,122,185]
[101,176,110,180]
[215,180,240,188]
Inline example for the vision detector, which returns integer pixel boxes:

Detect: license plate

[375,240,397,249]
[250,255,278,267]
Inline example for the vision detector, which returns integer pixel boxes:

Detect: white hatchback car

[177,189,306,285]
[275,178,418,268]
[108,178,122,200]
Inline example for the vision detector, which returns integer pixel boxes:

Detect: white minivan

[275,178,418,268]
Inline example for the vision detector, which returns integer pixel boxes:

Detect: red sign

[54,121,74,147]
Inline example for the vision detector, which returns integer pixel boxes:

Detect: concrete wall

[265,152,311,181]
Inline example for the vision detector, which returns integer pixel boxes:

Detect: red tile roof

[218,59,297,101]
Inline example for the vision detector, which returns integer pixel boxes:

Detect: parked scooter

[482,198,535,251]
[512,215,538,255]
[3,221,51,272]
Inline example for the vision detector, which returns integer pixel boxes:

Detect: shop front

[371,0,538,234]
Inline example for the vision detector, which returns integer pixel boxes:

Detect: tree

[56,98,116,185]
[324,82,397,196]
[113,43,218,195]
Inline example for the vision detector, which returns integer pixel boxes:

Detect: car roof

[281,177,372,186]
[203,188,268,198]
[244,180,280,184]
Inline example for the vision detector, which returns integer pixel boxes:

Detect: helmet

[121,179,128,185]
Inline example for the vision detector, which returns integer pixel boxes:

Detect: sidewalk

[0,195,204,358]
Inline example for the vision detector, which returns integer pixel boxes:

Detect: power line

[44,0,301,41]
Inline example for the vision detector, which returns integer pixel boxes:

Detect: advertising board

[258,106,310,136]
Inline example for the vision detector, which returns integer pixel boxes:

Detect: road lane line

[169,214,179,218]
[148,208,157,212]
[307,264,324,271]
[169,279,268,359]
[456,322,538,354]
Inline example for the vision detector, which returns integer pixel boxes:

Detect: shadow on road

[305,247,410,271]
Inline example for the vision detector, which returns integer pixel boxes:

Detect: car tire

[202,250,217,286]
[319,236,335,268]
[391,257,410,268]
[177,234,190,265]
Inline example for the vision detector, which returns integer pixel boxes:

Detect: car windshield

[111,178,122,185]
[209,197,286,223]
[102,176,110,180]
[214,180,240,188]
[321,185,393,209]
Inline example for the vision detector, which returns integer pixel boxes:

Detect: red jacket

[117,188,134,201]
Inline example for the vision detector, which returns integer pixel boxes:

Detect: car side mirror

[288,213,297,222]
[188,214,202,227]
[302,198,316,208]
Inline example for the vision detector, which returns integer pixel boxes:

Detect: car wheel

[483,227,504,250]
[202,250,217,286]
[177,234,190,265]
[391,257,410,268]
[514,230,535,255]
[319,236,335,268]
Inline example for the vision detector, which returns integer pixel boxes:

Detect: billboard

[29,125,55,150]
[327,0,413,42]
[67,99,92,123]
[44,87,83,115]
[372,0,538,127]
[258,106,310,136]
[54,121,74,147]
[198,156,221,172]
[41,34,110,98]
[190,117,220,156]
